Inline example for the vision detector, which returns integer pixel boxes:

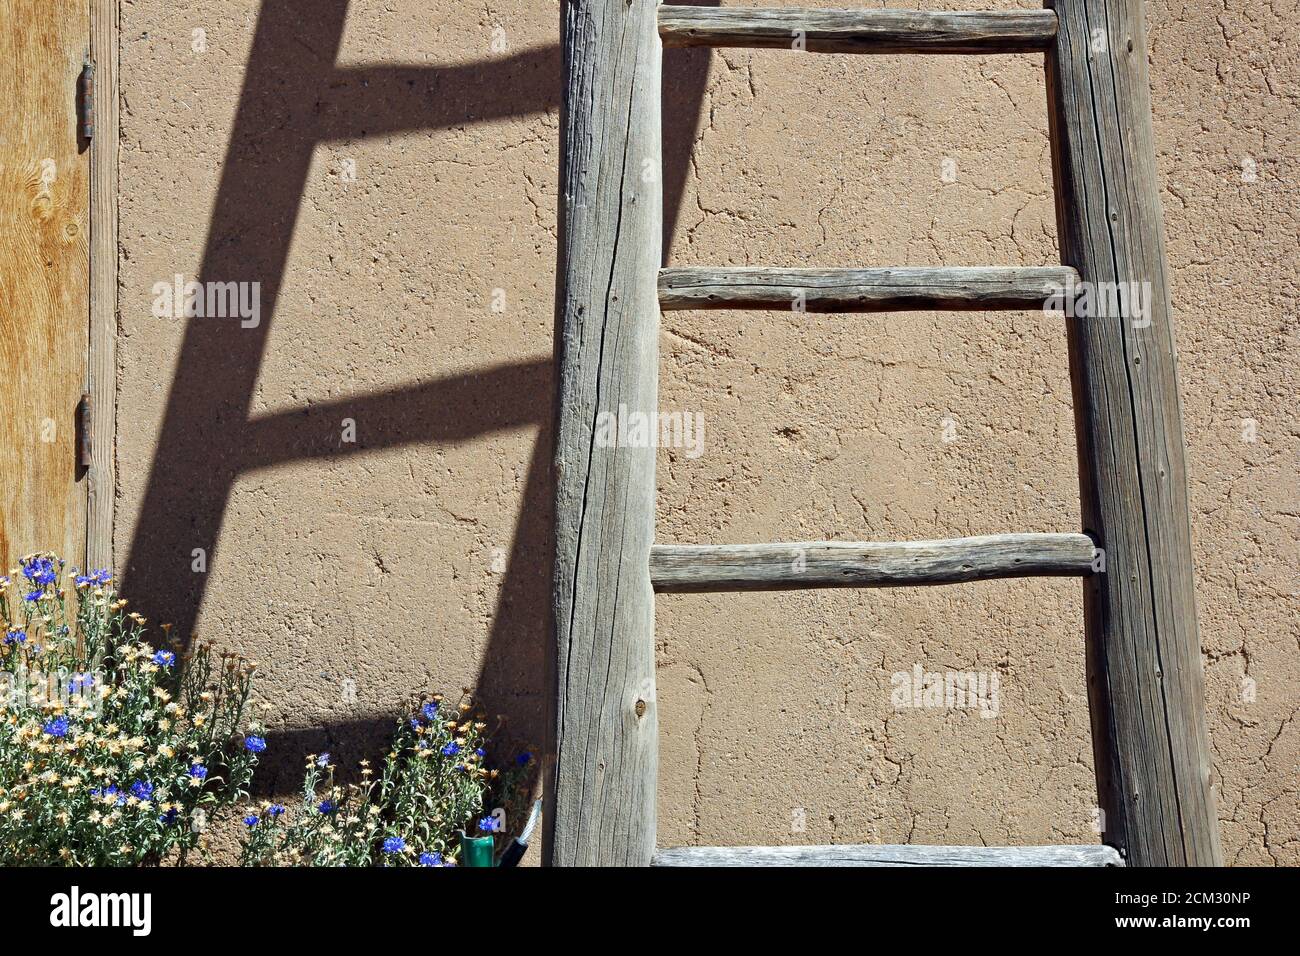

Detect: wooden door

[0,0,91,569]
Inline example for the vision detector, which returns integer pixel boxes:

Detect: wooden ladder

[550,2,1222,867]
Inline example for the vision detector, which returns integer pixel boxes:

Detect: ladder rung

[650,533,1096,593]
[658,266,1078,313]
[653,844,1124,867]
[658,7,1059,55]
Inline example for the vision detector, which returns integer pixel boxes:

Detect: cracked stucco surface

[117,0,1296,863]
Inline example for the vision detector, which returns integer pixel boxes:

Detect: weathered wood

[651,533,1097,592]
[653,844,1124,867]
[658,266,1078,312]
[1046,0,1220,866]
[659,7,1059,54]
[87,0,119,574]
[549,0,662,867]
[0,0,90,567]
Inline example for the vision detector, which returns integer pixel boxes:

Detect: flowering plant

[0,553,265,866]
[240,693,531,867]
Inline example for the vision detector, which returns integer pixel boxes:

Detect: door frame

[86,0,118,571]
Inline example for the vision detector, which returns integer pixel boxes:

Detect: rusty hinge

[76,393,92,468]
[79,58,94,141]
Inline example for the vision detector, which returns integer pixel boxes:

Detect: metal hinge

[79,58,94,141]
[76,393,92,468]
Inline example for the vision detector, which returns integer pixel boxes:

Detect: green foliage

[240,694,531,867]
[0,554,532,869]
[0,554,262,866]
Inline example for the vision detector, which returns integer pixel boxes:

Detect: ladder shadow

[119,0,717,797]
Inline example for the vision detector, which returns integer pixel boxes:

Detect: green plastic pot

[459,831,495,867]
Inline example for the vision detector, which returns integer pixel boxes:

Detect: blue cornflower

[516,751,532,766]
[267,804,286,817]
[130,781,155,802]
[189,764,208,780]
[441,742,459,757]
[474,748,486,758]
[477,815,500,833]
[418,852,442,867]
[67,673,94,692]
[91,569,112,585]
[92,785,127,807]
[42,716,69,738]
[159,808,179,825]
[409,718,421,729]
[23,592,41,603]
[21,557,57,586]
[421,701,439,720]
[382,836,406,854]
[243,814,260,827]
[3,630,26,646]
[151,650,176,667]
[317,799,337,815]
[244,735,267,753]
[316,753,330,768]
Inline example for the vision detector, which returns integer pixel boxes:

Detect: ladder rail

[549,0,663,867]
[1046,0,1221,866]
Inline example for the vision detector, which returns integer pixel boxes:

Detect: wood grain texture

[659,265,1079,312]
[87,0,118,573]
[658,6,1059,54]
[1046,0,1221,866]
[651,533,1097,592]
[549,0,662,867]
[653,844,1124,867]
[0,0,90,567]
